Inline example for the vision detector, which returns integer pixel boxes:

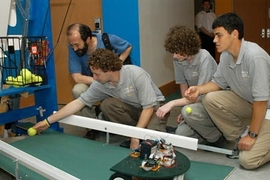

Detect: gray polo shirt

[79,65,165,109]
[173,49,217,86]
[212,39,270,107]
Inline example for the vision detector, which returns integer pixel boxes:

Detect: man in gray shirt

[33,49,168,150]
[185,13,270,170]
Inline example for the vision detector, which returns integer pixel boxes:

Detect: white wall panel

[139,0,194,87]
[0,0,12,36]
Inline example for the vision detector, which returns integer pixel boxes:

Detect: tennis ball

[6,76,14,81]
[186,106,192,114]
[35,76,43,82]
[5,76,15,85]
[20,68,32,80]
[17,75,23,82]
[27,127,37,136]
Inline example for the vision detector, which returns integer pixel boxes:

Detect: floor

[1,105,270,180]
[60,106,270,180]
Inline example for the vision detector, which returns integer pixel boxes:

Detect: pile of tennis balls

[5,68,43,87]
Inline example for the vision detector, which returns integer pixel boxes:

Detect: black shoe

[206,135,226,148]
[95,105,101,118]
[166,126,177,134]
[83,130,100,140]
[120,140,131,149]
[119,139,144,149]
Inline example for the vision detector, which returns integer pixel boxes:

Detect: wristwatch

[248,131,258,138]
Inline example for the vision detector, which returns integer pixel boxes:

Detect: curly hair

[164,25,201,56]
[88,49,122,72]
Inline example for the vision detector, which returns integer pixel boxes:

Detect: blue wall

[102,0,140,66]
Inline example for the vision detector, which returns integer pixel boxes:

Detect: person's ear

[232,29,239,39]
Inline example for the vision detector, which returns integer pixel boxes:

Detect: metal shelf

[0,85,51,97]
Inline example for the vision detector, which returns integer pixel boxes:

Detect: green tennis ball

[35,76,43,82]
[186,106,192,114]
[20,68,32,80]
[17,75,23,82]
[27,127,37,136]
[6,76,14,81]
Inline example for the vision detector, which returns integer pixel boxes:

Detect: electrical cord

[45,0,73,61]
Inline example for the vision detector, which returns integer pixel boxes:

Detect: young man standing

[195,0,217,59]
[185,13,270,169]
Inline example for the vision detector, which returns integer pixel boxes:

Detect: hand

[185,86,199,103]
[238,135,256,151]
[176,114,184,124]
[130,138,140,150]
[33,120,50,134]
[156,103,171,119]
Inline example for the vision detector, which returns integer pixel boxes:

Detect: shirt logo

[124,86,135,96]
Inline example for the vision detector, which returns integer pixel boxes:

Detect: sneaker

[166,126,177,134]
[97,112,104,120]
[227,149,239,159]
[227,137,240,159]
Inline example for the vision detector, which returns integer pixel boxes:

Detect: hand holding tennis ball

[186,106,192,114]
[27,127,37,136]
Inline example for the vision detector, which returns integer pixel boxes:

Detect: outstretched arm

[130,107,154,150]
[156,98,189,119]
[33,99,85,133]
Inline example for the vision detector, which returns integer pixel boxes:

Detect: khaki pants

[100,97,167,132]
[203,90,270,169]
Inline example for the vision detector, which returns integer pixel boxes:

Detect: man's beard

[75,42,88,57]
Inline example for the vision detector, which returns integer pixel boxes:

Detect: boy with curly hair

[156,25,220,145]
[33,49,167,150]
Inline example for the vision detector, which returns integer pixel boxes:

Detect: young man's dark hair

[212,12,244,39]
